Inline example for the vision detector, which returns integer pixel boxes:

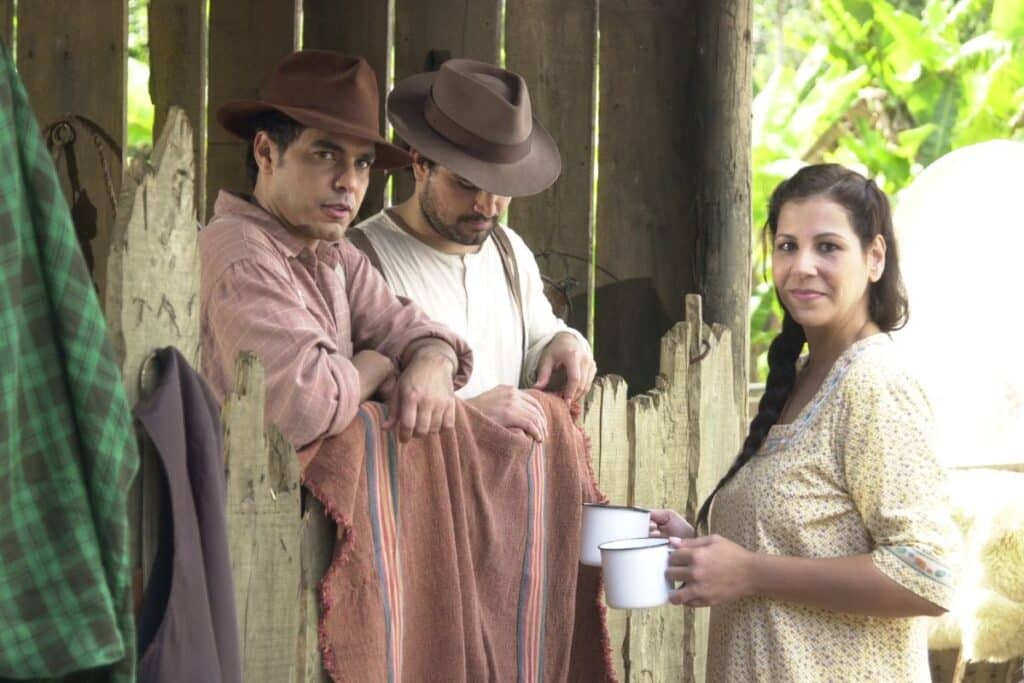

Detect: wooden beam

[17,0,127,298]
[149,0,208,219]
[0,0,12,48]
[304,0,391,221]
[224,354,303,682]
[506,0,597,339]
[596,0,698,390]
[207,0,297,219]
[694,0,753,425]
[391,0,501,202]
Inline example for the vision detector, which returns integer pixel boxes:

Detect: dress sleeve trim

[880,545,954,588]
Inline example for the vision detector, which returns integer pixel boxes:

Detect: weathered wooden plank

[303,0,392,221]
[506,0,597,336]
[0,0,12,48]
[687,297,741,683]
[299,494,333,683]
[624,322,691,682]
[207,0,297,218]
[149,0,208,219]
[390,0,501,202]
[592,374,631,681]
[223,353,303,683]
[106,107,201,401]
[17,0,126,298]
[694,0,753,427]
[596,0,697,383]
[105,106,200,608]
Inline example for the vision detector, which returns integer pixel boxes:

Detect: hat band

[423,96,531,164]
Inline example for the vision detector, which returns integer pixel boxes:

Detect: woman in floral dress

[652,164,958,682]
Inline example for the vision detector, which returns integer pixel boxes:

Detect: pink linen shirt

[199,192,472,449]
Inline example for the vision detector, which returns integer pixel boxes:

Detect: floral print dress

[708,334,958,682]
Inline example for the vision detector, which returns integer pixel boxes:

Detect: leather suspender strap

[347,227,385,275]
[491,225,529,382]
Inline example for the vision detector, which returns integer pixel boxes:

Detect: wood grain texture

[149,0,208,218]
[0,0,12,48]
[303,0,392,220]
[693,0,753,425]
[223,353,303,683]
[390,0,501,202]
[104,107,200,614]
[506,0,597,335]
[17,0,126,298]
[207,0,296,217]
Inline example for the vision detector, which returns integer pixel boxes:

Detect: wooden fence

[105,108,743,682]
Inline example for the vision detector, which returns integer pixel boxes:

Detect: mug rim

[598,537,669,552]
[583,502,650,514]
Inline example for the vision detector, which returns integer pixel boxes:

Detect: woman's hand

[666,535,757,608]
[649,509,695,540]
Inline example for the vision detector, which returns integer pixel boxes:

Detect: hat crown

[260,50,380,132]
[430,59,533,146]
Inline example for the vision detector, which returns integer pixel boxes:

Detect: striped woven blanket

[299,391,616,682]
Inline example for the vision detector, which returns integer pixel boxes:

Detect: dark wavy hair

[694,163,909,531]
[244,110,306,188]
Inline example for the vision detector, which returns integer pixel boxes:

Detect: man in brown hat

[199,50,473,449]
[350,59,595,442]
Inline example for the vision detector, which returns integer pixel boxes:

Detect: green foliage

[749,0,1024,380]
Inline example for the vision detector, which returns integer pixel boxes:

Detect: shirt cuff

[873,545,956,610]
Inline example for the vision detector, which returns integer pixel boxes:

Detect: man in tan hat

[199,50,473,449]
[350,59,595,442]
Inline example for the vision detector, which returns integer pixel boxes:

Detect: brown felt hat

[387,59,561,197]
[216,50,411,170]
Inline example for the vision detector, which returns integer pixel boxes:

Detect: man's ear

[410,150,432,183]
[253,131,276,176]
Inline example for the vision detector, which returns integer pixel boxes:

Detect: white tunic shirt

[354,210,590,399]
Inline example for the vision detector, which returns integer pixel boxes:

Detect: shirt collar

[213,190,342,267]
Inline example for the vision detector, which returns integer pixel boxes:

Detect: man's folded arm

[206,259,365,449]
[343,243,473,385]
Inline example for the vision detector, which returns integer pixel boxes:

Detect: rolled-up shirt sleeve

[205,258,363,449]
[342,242,473,387]
[836,362,959,610]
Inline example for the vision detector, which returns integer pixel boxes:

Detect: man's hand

[467,385,548,442]
[649,509,695,540]
[533,332,597,404]
[385,340,458,442]
[352,350,396,403]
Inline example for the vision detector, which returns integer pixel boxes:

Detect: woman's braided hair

[694,164,909,532]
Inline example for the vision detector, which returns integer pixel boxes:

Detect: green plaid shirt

[0,40,138,681]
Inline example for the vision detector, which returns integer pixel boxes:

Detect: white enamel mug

[579,503,651,567]
[599,537,674,609]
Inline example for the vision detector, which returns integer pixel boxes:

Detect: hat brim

[216,100,412,170]
[386,72,561,197]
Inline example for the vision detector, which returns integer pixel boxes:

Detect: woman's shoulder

[838,335,932,410]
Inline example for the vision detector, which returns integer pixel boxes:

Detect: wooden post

[206,0,297,219]
[17,0,127,298]
[104,107,201,623]
[693,0,753,425]
[0,0,12,48]
[595,0,698,390]
[303,0,391,221]
[506,0,598,337]
[149,0,209,219]
[223,353,303,683]
[583,375,631,681]
[391,0,501,202]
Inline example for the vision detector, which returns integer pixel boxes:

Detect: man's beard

[419,179,495,246]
